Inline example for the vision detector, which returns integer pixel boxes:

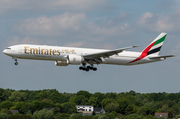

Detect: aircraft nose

[3,49,7,54]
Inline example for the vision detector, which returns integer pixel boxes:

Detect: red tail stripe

[129,41,155,63]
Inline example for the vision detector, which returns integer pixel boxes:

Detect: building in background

[76,105,93,115]
[155,113,168,119]
[94,107,105,114]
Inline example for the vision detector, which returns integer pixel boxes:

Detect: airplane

[3,33,174,72]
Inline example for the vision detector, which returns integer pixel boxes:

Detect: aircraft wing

[83,45,139,63]
[148,55,175,59]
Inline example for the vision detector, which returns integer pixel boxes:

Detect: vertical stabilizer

[145,33,167,56]
[129,33,167,63]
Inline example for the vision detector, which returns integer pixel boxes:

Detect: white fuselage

[3,44,163,66]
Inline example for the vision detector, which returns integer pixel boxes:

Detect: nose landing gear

[15,62,18,65]
[13,58,18,65]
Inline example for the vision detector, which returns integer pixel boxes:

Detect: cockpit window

[6,48,11,50]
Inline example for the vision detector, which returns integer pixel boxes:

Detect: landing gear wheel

[86,68,89,72]
[79,67,83,70]
[15,62,18,65]
[79,63,97,71]
[93,67,97,71]
[13,58,18,65]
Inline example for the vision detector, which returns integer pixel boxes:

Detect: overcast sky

[1,0,180,94]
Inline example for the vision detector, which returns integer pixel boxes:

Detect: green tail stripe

[153,34,166,46]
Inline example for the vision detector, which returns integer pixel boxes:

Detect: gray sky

[1,0,180,93]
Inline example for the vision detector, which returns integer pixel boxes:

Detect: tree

[61,102,77,114]
[55,103,62,109]
[133,106,137,113]
[0,109,8,113]
[48,91,66,103]
[0,88,5,102]
[172,104,180,115]
[26,110,32,115]
[41,99,53,103]
[111,111,117,116]
[138,107,146,116]
[9,91,28,102]
[128,90,136,96]
[144,102,156,111]
[105,102,119,113]
[0,113,10,119]
[160,104,168,112]
[52,107,60,115]
[105,92,117,99]
[0,109,12,116]
[176,114,180,118]
[41,99,55,108]
[14,102,27,114]
[137,106,154,116]
[155,101,163,109]
[116,98,129,114]
[29,90,49,101]
[69,95,88,105]
[92,111,96,116]
[76,90,92,99]
[101,98,115,108]
[134,94,144,106]
[144,106,154,115]
[0,101,13,109]
[54,113,70,119]
[32,109,54,119]
[168,108,174,118]
[98,115,108,119]
[108,113,116,119]
[1,89,11,101]
[91,92,105,107]
[32,100,43,111]
[88,97,98,107]
[93,115,100,119]
[124,114,143,119]
[24,103,36,113]
[125,105,134,115]
[69,113,83,119]
[83,115,93,119]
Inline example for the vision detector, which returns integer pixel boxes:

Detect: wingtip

[133,45,140,48]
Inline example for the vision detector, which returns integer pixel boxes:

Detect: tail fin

[142,33,167,56]
[129,33,168,63]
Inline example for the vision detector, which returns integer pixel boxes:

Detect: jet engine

[68,55,84,65]
[55,61,69,66]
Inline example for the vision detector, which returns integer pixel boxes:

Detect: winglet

[133,45,140,48]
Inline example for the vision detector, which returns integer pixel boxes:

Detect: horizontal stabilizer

[149,55,175,59]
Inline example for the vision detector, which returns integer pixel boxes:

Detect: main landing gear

[13,58,18,65]
[79,63,97,72]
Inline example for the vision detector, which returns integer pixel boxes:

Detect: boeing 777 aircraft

[3,33,174,71]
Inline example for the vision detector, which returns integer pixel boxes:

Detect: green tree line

[0,88,180,119]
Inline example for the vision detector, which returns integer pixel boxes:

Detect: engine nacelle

[68,55,84,65]
[55,61,68,66]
